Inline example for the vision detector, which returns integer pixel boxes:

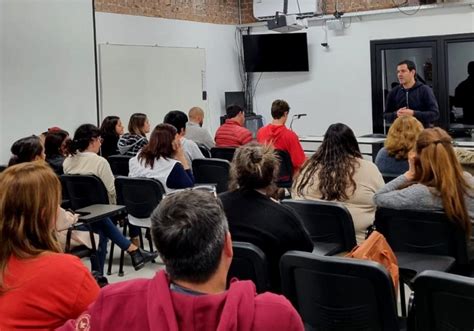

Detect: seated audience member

[257,99,306,173]
[214,104,253,147]
[164,110,204,165]
[99,115,124,159]
[118,113,150,156]
[8,135,45,166]
[186,106,215,149]
[0,162,100,330]
[63,124,157,273]
[292,123,385,244]
[58,190,304,331]
[374,128,474,257]
[375,116,423,175]
[129,124,194,193]
[45,129,70,175]
[219,143,313,292]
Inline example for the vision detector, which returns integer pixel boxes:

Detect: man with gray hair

[59,190,304,331]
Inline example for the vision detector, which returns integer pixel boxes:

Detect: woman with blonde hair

[374,128,474,250]
[219,143,313,292]
[292,123,385,244]
[375,116,423,174]
[0,162,99,329]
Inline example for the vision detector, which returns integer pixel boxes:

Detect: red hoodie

[57,270,304,331]
[257,124,306,171]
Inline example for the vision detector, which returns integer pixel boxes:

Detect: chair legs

[399,280,407,317]
[107,242,114,275]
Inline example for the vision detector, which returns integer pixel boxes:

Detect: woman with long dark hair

[63,124,157,274]
[45,129,69,175]
[129,123,194,192]
[99,116,124,159]
[374,128,474,247]
[118,113,150,156]
[0,162,99,329]
[292,123,384,243]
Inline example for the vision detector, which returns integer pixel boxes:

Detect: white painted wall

[0,0,97,164]
[249,6,474,137]
[95,13,242,137]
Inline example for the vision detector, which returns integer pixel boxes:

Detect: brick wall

[95,0,461,24]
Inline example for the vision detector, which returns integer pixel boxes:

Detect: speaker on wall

[225,91,246,110]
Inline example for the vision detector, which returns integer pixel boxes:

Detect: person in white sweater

[63,124,157,274]
[292,123,385,244]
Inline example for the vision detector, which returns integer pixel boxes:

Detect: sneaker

[129,248,159,271]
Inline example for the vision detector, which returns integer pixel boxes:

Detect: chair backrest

[280,251,400,331]
[227,241,269,293]
[0,165,7,173]
[275,149,293,187]
[107,155,132,176]
[196,143,211,158]
[210,147,236,162]
[282,200,357,252]
[413,270,474,331]
[192,158,230,193]
[381,173,400,183]
[115,176,165,218]
[374,208,468,265]
[60,174,109,210]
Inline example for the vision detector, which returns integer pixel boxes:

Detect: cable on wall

[391,0,422,15]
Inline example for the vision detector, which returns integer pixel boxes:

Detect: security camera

[321,42,328,48]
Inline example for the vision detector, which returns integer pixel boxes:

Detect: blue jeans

[80,217,131,275]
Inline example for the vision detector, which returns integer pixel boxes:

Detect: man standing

[59,190,305,331]
[257,99,306,173]
[454,61,474,124]
[214,105,253,147]
[186,106,215,149]
[384,60,439,128]
[164,110,204,166]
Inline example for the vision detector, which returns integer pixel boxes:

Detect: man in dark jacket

[454,61,474,124]
[384,60,439,128]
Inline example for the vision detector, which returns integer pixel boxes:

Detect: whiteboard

[98,44,207,131]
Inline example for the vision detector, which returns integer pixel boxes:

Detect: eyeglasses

[93,136,103,144]
[163,184,217,199]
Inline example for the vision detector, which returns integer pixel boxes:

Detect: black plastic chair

[382,173,400,183]
[412,270,474,331]
[282,200,357,256]
[115,176,165,276]
[275,149,293,188]
[374,207,469,316]
[196,143,211,158]
[107,155,132,177]
[227,241,269,293]
[192,158,230,193]
[280,252,403,331]
[0,165,7,173]
[60,174,127,274]
[210,147,236,162]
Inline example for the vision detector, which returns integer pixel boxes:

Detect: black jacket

[219,189,313,292]
[384,81,439,127]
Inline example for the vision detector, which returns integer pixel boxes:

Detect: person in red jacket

[215,104,253,147]
[0,162,99,330]
[58,190,304,331]
[257,99,306,173]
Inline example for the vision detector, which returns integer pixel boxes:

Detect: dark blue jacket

[384,81,439,127]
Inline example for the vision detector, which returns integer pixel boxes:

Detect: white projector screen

[98,44,207,131]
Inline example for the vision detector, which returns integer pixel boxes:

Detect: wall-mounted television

[243,33,309,72]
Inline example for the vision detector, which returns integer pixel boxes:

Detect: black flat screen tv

[243,33,309,72]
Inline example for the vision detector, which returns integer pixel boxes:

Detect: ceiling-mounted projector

[267,14,308,32]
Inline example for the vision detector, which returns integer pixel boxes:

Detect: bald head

[189,107,204,125]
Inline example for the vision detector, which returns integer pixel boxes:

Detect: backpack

[346,230,399,292]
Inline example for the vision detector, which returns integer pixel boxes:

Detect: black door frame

[370,33,474,134]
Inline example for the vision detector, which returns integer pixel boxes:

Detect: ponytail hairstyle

[8,135,44,167]
[229,143,280,195]
[412,128,472,235]
[64,124,101,156]
[294,123,362,201]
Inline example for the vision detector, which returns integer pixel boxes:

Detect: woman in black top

[99,116,124,159]
[44,129,69,175]
[219,143,313,292]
